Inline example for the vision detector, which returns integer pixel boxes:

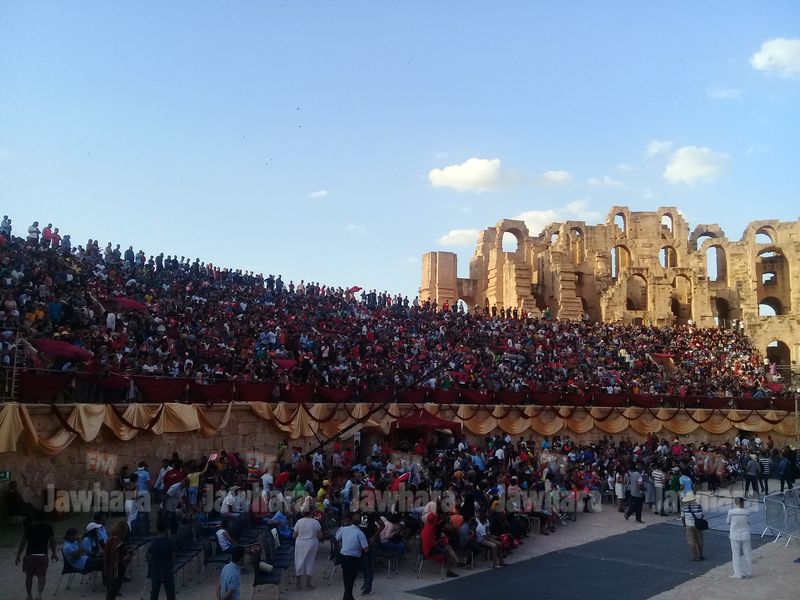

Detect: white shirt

[476,521,488,542]
[261,473,273,496]
[221,493,238,514]
[727,508,750,541]
[494,448,505,461]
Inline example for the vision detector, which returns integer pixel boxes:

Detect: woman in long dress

[293,508,323,591]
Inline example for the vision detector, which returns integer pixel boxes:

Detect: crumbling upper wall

[421,206,800,368]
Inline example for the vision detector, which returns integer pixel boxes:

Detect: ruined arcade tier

[420,206,799,367]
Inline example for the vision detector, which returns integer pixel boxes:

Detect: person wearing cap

[62,528,103,573]
[680,491,705,561]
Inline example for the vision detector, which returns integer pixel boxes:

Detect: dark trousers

[150,576,176,600]
[359,549,374,592]
[625,496,644,521]
[780,478,794,492]
[340,555,360,600]
[106,577,123,600]
[745,475,759,495]
[759,475,769,494]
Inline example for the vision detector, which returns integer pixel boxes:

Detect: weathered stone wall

[420,206,800,368]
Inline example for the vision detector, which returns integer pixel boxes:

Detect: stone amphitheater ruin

[421,206,800,370]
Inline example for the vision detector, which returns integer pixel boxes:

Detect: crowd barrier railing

[762,489,800,548]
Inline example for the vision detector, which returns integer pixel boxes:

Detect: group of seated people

[0,214,786,402]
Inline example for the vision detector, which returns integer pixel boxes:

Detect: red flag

[347,286,362,293]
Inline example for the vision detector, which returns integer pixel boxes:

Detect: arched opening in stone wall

[766,340,791,366]
[659,246,678,268]
[755,226,776,245]
[713,297,730,328]
[695,233,716,252]
[670,274,692,324]
[456,299,470,313]
[661,214,673,234]
[706,245,726,283]
[614,213,626,234]
[570,227,585,265]
[550,232,560,245]
[759,297,783,316]
[757,249,791,312]
[502,231,519,253]
[611,245,632,280]
[626,274,648,311]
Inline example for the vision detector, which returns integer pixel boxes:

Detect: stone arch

[757,248,791,312]
[766,340,791,366]
[690,224,726,252]
[614,212,626,234]
[759,297,783,316]
[611,245,632,279]
[670,274,692,324]
[706,244,727,284]
[660,212,674,234]
[659,245,678,268]
[626,274,648,311]
[570,227,585,264]
[499,227,525,254]
[755,226,777,245]
[712,297,730,327]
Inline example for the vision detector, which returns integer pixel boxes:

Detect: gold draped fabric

[0,402,795,455]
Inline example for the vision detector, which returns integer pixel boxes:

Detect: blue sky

[1,2,798,298]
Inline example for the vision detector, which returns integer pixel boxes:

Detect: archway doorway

[766,340,790,367]
[626,274,648,311]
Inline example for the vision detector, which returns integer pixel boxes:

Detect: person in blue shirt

[62,528,103,572]
[217,546,244,600]
[335,512,368,600]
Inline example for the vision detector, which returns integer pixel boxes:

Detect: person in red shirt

[161,460,185,491]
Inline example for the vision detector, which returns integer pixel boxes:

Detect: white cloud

[707,85,743,100]
[513,210,560,237]
[308,190,329,198]
[564,200,601,222]
[751,38,800,78]
[437,228,481,246]
[428,158,502,192]
[540,170,573,185]
[663,146,728,185]
[587,175,624,188]
[514,200,601,237]
[345,224,366,234]
[615,163,634,172]
[645,140,673,157]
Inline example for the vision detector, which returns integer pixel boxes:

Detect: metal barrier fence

[762,489,800,548]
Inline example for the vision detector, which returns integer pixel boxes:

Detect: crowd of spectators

[0,216,785,399]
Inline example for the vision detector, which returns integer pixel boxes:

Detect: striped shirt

[652,469,665,487]
[681,501,704,527]
[759,457,772,476]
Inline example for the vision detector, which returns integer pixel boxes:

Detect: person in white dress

[727,497,752,578]
[293,509,323,590]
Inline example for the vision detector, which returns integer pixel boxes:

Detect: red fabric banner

[497,391,527,406]
[462,390,494,405]
[282,383,315,403]
[695,397,729,410]
[397,389,427,404]
[630,394,661,408]
[361,389,394,404]
[735,398,770,411]
[18,370,73,403]
[30,339,93,362]
[530,392,560,406]
[318,387,354,403]
[429,389,459,404]
[594,393,627,407]
[235,381,273,403]
[772,398,796,412]
[273,359,297,371]
[563,393,590,407]
[95,374,131,391]
[133,376,188,403]
[189,381,233,404]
